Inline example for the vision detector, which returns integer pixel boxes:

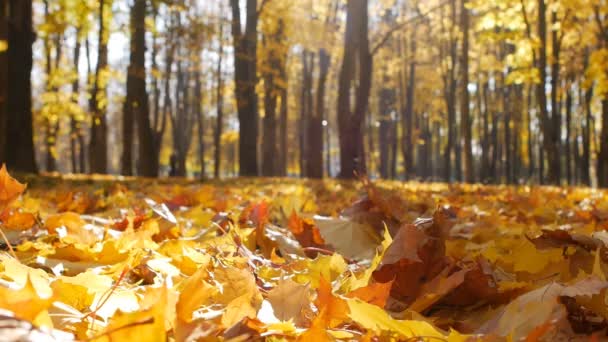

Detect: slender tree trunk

[214,18,224,179]
[337,0,371,179]
[442,0,458,182]
[195,72,205,179]
[262,55,279,177]
[599,100,608,187]
[70,30,82,173]
[124,0,155,177]
[527,85,534,179]
[582,85,592,186]
[0,0,7,164]
[307,48,329,178]
[230,0,260,176]
[5,0,37,172]
[565,82,572,185]
[299,50,314,176]
[537,0,559,184]
[278,73,288,176]
[89,0,109,174]
[403,27,416,180]
[461,0,473,182]
[550,9,562,184]
[378,80,391,179]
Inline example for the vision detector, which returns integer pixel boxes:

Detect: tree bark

[565,81,572,185]
[299,50,314,176]
[307,48,330,178]
[70,29,82,173]
[125,0,155,177]
[262,62,278,177]
[537,0,559,184]
[0,0,6,164]
[5,0,37,172]
[403,27,416,180]
[337,0,371,179]
[214,17,224,179]
[461,0,473,182]
[599,99,608,187]
[230,0,260,176]
[89,0,109,174]
[278,68,288,176]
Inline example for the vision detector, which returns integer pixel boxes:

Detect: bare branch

[371,0,451,56]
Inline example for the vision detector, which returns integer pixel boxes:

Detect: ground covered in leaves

[1,167,608,341]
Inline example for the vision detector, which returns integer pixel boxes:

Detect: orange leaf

[314,277,349,328]
[346,280,393,308]
[0,164,26,208]
[0,209,36,230]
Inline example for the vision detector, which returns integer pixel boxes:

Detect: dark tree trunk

[70,30,82,173]
[4,0,37,172]
[195,72,205,179]
[278,73,288,176]
[261,20,286,177]
[0,0,6,164]
[565,82,572,185]
[527,85,534,179]
[148,2,165,177]
[230,0,260,176]
[537,0,559,184]
[89,0,109,174]
[442,0,458,183]
[299,50,314,177]
[550,9,562,185]
[307,48,330,178]
[262,60,278,177]
[160,17,176,177]
[599,100,608,187]
[378,82,391,179]
[214,18,224,179]
[582,85,592,186]
[402,27,416,180]
[461,0,473,182]
[125,0,156,177]
[337,0,371,179]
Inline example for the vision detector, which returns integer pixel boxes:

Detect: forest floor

[0,167,607,341]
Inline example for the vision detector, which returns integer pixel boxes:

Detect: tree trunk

[582,85,592,186]
[527,85,534,179]
[262,61,278,177]
[307,48,329,178]
[461,0,473,183]
[230,0,260,176]
[442,0,458,183]
[550,9,562,185]
[0,0,6,164]
[565,82,572,185]
[599,99,608,187]
[5,0,37,172]
[403,27,416,180]
[125,0,155,177]
[299,50,314,177]
[337,0,371,179]
[537,0,559,184]
[195,72,205,179]
[278,75,288,176]
[214,18,224,179]
[70,30,82,173]
[378,82,391,179]
[89,0,109,174]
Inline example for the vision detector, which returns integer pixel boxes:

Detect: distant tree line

[1,0,607,187]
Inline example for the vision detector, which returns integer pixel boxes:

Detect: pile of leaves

[1,166,608,341]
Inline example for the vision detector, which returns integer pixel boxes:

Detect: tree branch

[371,0,451,56]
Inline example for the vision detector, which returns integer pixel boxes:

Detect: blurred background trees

[0,0,608,186]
